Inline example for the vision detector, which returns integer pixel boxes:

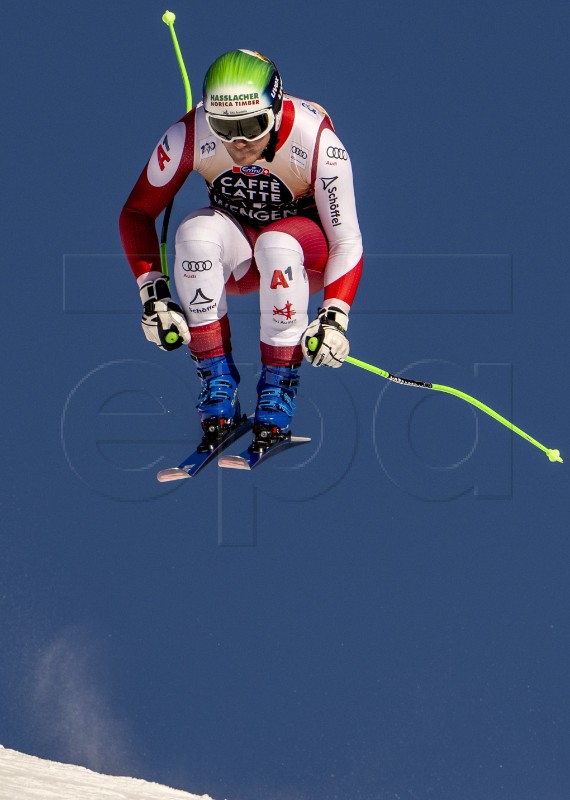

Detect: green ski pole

[160,10,193,283]
[306,339,563,464]
[162,10,192,110]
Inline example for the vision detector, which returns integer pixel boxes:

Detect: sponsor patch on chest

[212,171,291,203]
[232,164,270,177]
[290,141,308,168]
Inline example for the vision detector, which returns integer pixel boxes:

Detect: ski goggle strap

[205,109,275,142]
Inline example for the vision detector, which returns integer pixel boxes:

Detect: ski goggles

[205,109,275,142]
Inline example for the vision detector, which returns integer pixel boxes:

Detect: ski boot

[251,364,300,453]
[194,353,245,450]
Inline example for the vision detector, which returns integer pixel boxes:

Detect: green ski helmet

[203,49,283,142]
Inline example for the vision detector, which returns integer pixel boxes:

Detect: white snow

[0,745,217,800]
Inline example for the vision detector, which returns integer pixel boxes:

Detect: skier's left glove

[302,306,350,368]
[139,273,191,351]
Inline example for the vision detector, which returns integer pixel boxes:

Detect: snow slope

[0,746,217,800]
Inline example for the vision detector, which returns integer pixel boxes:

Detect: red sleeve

[119,109,196,279]
[323,255,363,308]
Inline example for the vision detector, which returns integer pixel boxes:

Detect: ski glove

[139,274,190,351]
[302,306,349,368]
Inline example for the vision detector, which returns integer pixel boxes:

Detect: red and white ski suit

[119,95,363,365]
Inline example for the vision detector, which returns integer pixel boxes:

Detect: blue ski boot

[194,354,244,447]
[252,364,300,451]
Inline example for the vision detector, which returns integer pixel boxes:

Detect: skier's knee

[175,208,226,249]
[254,231,304,276]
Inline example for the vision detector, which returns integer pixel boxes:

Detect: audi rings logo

[291,145,307,160]
[182,260,213,272]
[326,146,347,160]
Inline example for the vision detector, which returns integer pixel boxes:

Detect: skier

[119,49,363,451]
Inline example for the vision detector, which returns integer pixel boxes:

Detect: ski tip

[217,455,252,471]
[156,467,193,482]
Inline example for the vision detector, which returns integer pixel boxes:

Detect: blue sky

[2,2,569,799]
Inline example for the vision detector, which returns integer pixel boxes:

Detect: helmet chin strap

[260,106,282,162]
[261,127,279,162]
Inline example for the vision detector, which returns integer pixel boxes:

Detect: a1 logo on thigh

[270,266,293,289]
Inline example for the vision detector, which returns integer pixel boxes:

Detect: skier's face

[223,133,271,165]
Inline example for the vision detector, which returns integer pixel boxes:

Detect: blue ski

[157,416,253,482]
[217,434,311,471]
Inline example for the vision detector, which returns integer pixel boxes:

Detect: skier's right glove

[139,273,190,351]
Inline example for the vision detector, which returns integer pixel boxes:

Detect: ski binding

[218,428,311,471]
[157,415,253,482]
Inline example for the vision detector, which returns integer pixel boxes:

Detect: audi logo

[291,145,307,159]
[182,260,213,272]
[326,146,347,160]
